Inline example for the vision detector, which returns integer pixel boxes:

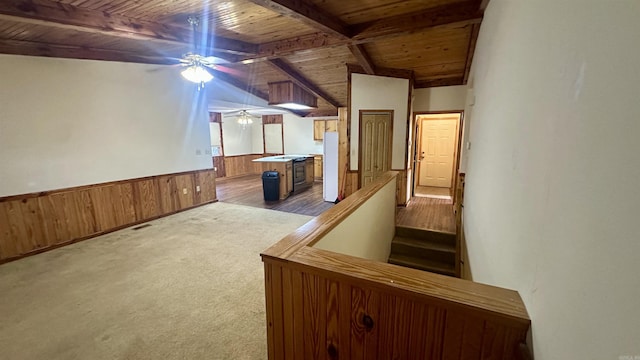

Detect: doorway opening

[209,112,226,178]
[412,112,463,201]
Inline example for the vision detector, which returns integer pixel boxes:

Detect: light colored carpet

[0,202,312,360]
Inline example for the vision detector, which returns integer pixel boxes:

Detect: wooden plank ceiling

[0,0,485,116]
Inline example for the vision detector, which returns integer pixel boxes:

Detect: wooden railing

[261,171,531,359]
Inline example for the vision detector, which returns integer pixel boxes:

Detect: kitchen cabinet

[256,161,292,200]
[305,157,314,185]
[314,155,323,180]
[325,119,338,133]
[313,119,338,141]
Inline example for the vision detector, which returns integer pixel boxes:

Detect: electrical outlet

[196,149,202,155]
[182,188,187,195]
[196,185,201,192]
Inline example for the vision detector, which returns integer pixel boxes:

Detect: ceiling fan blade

[212,65,243,76]
[146,63,183,73]
[202,56,229,65]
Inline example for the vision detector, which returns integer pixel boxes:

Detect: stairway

[388,226,457,277]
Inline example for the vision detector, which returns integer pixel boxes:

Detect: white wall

[220,112,322,156]
[221,114,256,156]
[350,73,409,170]
[0,55,211,197]
[283,113,323,155]
[464,1,640,359]
[312,179,396,262]
[251,118,264,154]
[412,85,467,112]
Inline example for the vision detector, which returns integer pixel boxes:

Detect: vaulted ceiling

[0,0,485,116]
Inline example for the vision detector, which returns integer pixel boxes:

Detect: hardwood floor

[415,185,452,199]
[215,174,334,216]
[396,196,456,234]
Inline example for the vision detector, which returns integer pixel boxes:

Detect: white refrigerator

[323,132,339,202]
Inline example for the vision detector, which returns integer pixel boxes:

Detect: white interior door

[419,118,457,188]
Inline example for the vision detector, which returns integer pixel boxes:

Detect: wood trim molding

[463,23,481,84]
[414,77,464,88]
[223,153,265,158]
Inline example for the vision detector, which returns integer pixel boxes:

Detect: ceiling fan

[226,110,261,126]
[176,16,228,87]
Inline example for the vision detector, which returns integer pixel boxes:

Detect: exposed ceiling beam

[347,64,414,80]
[0,39,175,65]
[252,32,346,61]
[463,23,481,84]
[268,58,342,108]
[245,0,351,39]
[0,0,257,56]
[211,70,270,101]
[414,77,465,88]
[348,45,376,75]
[248,2,483,61]
[350,2,482,41]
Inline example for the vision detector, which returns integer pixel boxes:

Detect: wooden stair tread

[388,254,456,277]
[395,226,456,246]
[392,236,455,253]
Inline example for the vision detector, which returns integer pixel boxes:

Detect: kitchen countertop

[252,154,313,163]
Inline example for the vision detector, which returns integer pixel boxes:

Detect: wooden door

[360,111,393,187]
[418,118,458,188]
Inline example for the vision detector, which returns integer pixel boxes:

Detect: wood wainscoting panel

[395,169,408,206]
[263,256,529,360]
[0,169,217,263]
[224,154,264,178]
[133,179,161,220]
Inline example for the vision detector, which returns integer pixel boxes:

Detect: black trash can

[262,171,280,201]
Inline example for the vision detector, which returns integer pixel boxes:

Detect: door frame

[209,112,226,178]
[411,110,464,198]
[262,114,284,155]
[358,109,394,188]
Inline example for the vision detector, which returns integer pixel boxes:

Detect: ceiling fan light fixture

[236,110,255,126]
[237,117,253,126]
[181,65,213,84]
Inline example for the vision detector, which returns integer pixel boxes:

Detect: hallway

[396,197,456,234]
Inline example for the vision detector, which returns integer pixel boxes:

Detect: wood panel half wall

[261,172,530,359]
[0,169,217,263]
[222,154,265,178]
